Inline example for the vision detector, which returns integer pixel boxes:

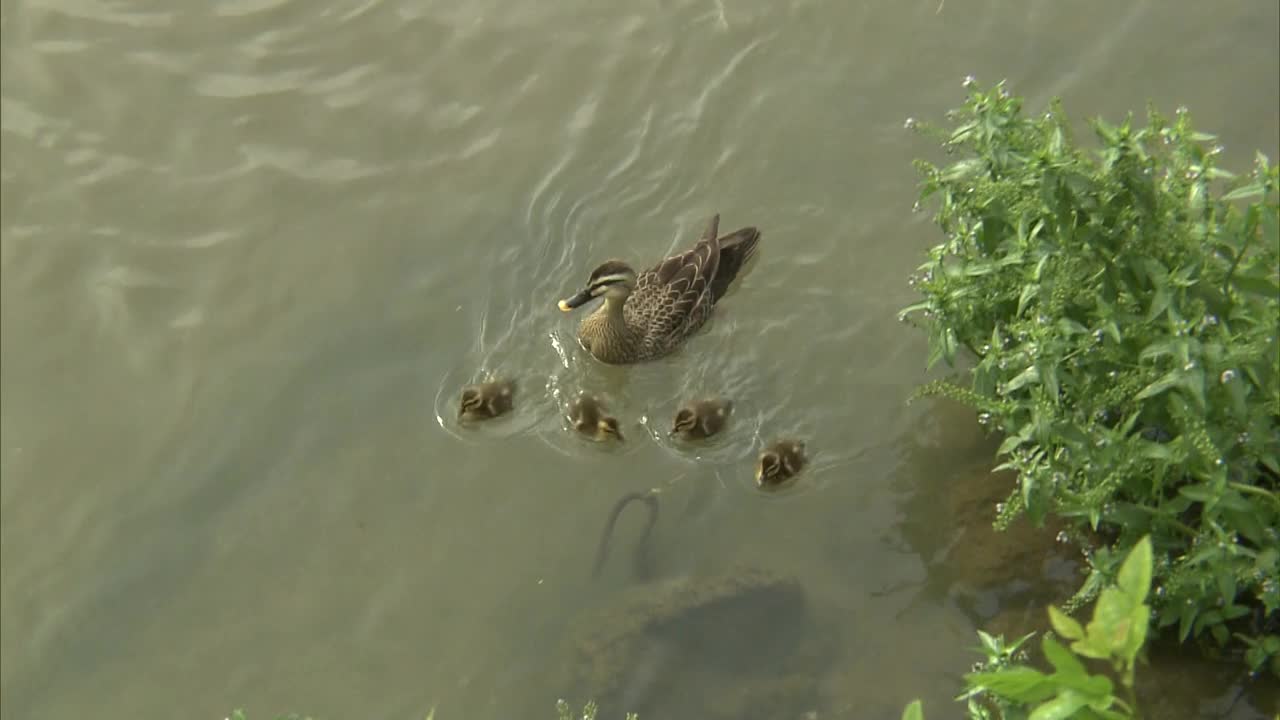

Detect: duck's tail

[710,226,761,302]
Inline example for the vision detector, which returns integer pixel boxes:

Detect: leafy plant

[901,78,1280,674]
[903,536,1157,720]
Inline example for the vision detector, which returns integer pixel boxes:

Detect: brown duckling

[458,379,515,422]
[669,398,734,440]
[755,439,807,488]
[568,394,623,442]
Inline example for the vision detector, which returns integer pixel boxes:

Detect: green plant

[901,78,1280,674]
[903,536,1157,719]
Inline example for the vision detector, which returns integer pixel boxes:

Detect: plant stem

[1130,504,1198,537]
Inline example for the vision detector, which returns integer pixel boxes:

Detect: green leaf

[998,433,1026,456]
[1256,548,1279,573]
[1146,285,1171,322]
[1018,284,1038,316]
[1070,633,1111,662]
[1138,440,1176,461]
[1006,365,1042,394]
[1042,635,1088,680]
[1041,362,1061,402]
[1135,371,1181,401]
[977,629,1001,656]
[901,699,924,720]
[1049,606,1085,641]
[1058,318,1089,335]
[1179,367,1206,411]
[966,668,1056,703]
[1117,536,1153,604]
[1214,568,1239,605]
[941,158,985,181]
[1085,587,1136,658]
[1056,670,1114,699]
[1028,690,1088,720]
[1122,602,1150,665]
[1221,182,1264,201]
[1178,601,1198,642]
[1178,483,1217,503]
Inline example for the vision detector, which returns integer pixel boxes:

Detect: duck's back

[632,223,761,359]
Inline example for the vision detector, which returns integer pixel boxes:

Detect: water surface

[3,0,1278,718]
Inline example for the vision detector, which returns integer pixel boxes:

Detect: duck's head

[558,260,637,312]
[756,439,807,488]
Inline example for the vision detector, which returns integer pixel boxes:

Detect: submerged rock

[563,564,830,719]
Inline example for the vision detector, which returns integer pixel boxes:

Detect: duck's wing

[635,214,722,335]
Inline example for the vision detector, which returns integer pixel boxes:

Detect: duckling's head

[670,399,733,439]
[595,415,624,442]
[568,395,622,441]
[558,260,637,312]
[670,407,699,437]
[756,440,807,488]
[458,380,515,421]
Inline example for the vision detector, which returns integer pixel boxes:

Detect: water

[2,0,1278,718]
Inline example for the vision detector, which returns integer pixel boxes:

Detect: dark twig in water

[591,491,660,579]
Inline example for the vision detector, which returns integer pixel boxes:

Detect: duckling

[458,379,515,422]
[755,439,807,488]
[669,398,734,440]
[568,394,624,442]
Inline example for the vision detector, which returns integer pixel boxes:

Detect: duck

[669,398,734,440]
[755,439,807,488]
[458,379,515,421]
[568,394,624,442]
[557,213,761,364]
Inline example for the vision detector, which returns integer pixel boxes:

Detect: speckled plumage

[562,214,761,364]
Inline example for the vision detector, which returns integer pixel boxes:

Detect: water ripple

[194,69,314,99]
[37,0,172,28]
[237,143,384,182]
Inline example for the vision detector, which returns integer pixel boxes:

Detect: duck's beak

[558,288,594,312]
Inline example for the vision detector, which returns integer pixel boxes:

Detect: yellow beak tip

[557,300,571,312]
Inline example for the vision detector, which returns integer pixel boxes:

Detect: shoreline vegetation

[228,83,1278,720]
[899,81,1278,718]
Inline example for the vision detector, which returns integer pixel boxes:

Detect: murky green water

[3,0,1278,718]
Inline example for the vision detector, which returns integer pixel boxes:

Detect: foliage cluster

[904,538,1157,719]
[900,80,1280,674]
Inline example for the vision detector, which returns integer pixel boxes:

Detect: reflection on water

[2,0,1278,718]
